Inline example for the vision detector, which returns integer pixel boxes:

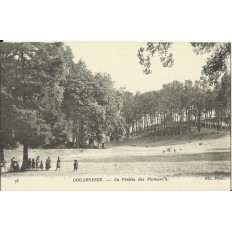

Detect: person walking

[27,158,32,171]
[40,160,44,171]
[45,157,51,171]
[73,160,78,171]
[36,156,40,170]
[55,157,61,171]
[32,158,35,170]
[1,159,6,171]
[10,158,19,171]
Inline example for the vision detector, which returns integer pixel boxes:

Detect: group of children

[25,156,78,171]
[6,156,79,172]
[26,156,53,171]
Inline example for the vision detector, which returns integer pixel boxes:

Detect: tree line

[0,42,230,171]
[122,78,230,138]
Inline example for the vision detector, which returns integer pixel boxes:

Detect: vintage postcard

[0,42,231,190]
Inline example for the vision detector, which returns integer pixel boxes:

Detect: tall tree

[63,60,95,148]
[0,43,18,162]
[1,42,68,170]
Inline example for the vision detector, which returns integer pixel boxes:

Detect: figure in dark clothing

[55,157,61,171]
[36,156,40,170]
[1,159,6,171]
[40,160,44,171]
[32,158,36,170]
[73,160,78,171]
[11,157,15,164]
[27,158,32,170]
[10,158,19,172]
[45,157,51,171]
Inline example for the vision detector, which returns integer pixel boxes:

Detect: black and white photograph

[0,42,231,190]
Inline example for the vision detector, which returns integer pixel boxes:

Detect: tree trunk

[204,112,207,128]
[197,110,201,133]
[0,146,4,163]
[135,120,138,135]
[89,138,93,148]
[164,114,167,136]
[78,120,84,148]
[72,131,75,147]
[185,109,188,130]
[73,120,78,148]
[217,116,220,132]
[187,108,191,134]
[20,143,28,171]
[126,126,130,138]
[209,110,212,128]
[179,118,182,135]
[75,133,78,148]
[194,115,197,127]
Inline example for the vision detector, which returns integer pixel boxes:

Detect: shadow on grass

[81,151,231,163]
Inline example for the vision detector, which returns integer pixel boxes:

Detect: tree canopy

[138,42,230,84]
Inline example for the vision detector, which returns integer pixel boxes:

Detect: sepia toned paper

[0,42,231,191]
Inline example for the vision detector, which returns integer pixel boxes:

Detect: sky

[66,42,209,93]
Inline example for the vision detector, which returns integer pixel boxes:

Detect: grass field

[1,131,230,179]
[2,131,230,190]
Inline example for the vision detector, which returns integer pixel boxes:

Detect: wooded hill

[122,79,230,138]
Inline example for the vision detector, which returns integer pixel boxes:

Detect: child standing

[27,158,32,170]
[36,156,40,170]
[40,160,44,170]
[73,160,78,171]
[32,158,35,170]
[45,157,51,171]
[55,157,61,171]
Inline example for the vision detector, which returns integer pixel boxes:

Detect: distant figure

[36,156,40,170]
[167,148,171,152]
[174,149,176,153]
[188,141,191,143]
[180,148,182,151]
[56,157,61,171]
[199,143,203,145]
[162,150,165,153]
[32,158,36,170]
[40,160,44,171]
[1,159,6,171]
[46,157,51,171]
[27,158,32,170]
[11,157,15,164]
[146,145,150,148]
[10,158,19,172]
[73,160,78,171]
[131,144,136,147]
